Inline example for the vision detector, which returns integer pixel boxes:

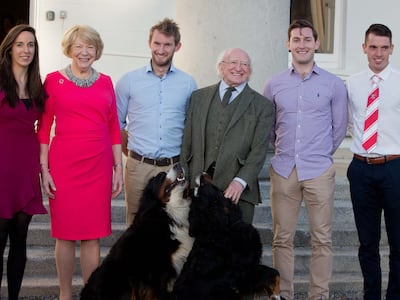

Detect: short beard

[152,56,173,68]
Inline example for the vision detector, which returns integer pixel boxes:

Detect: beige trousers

[269,165,335,300]
[124,157,173,225]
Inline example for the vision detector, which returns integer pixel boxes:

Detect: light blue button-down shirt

[116,62,197,158]
[263,64,348,181]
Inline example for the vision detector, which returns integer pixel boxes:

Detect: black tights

[0,211,32,300]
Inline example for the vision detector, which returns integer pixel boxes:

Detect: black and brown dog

[172,170,282,300]
[80,163,193,300]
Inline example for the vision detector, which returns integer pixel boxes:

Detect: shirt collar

[289,63,320,79]
[145,60,176,74]
[367,64,392,81]
[219,80,247,94]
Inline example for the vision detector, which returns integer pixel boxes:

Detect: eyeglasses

[222,60,251,69]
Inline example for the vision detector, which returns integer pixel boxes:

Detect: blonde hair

[61,25,104,60]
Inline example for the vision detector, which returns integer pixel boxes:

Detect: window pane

[290,0,335,53]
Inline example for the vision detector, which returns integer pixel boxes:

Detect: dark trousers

[347,158,400,300]
[238,199,255,224]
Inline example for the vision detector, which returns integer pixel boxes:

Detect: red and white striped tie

[362,75,381,152]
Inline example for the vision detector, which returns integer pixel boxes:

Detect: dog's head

[136,163,189,215]
[152,163,188,204]
[163,163,192,225]
[189,172,242,238]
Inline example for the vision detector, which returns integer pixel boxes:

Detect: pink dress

[37,71,121,240]
[0,93,47,218]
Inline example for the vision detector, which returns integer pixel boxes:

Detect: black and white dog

[172,171,282,300]
[80,163,193,300]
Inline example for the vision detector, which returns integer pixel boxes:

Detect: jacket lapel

[226,84,252,131]
[196,84,220,162]
[199,83,220,136]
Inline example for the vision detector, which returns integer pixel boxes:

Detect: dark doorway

[0,0,29,43]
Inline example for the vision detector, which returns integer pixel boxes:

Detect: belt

[353,154,400,165]
[129,151,179,167]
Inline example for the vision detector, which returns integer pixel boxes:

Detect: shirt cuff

[233,177,247,189]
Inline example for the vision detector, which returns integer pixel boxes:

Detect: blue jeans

[347,158,400,300]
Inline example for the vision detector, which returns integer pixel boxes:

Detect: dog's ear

[204,162,216,179]
[146,172,167,195]
[193,162,215,191]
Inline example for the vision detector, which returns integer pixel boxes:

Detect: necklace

[65,65,99,88]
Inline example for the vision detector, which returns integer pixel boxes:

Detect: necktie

[221,87,236,106]
[362,75,381,152]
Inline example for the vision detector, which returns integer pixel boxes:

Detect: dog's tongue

[177,171,185,182]
[174,163,185,181]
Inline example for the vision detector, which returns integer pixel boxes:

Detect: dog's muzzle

[165,163,186,196]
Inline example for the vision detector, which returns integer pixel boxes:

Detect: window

[289,0,344,69]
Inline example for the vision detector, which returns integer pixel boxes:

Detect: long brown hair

[0,24,46,111]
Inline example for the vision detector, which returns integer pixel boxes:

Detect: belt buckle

[155,158,166,166]
[365,157,373,164]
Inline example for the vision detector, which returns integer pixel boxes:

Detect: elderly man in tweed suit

[181,47,273,224]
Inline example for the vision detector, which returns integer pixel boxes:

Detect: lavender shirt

[263,64,348,181]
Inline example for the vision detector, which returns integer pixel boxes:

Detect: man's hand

[224,180,244,204]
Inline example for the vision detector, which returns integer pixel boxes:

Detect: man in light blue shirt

[116,18,196,225]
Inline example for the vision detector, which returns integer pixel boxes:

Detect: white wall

[31,0,400,87]
[32,0,289,92]
[342,0,400,76]
[175,0,290,91]
[33,0,175,83]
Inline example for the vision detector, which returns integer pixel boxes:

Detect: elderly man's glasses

[222,60,250,69]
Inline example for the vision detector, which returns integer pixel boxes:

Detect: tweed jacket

[181,82,274,205]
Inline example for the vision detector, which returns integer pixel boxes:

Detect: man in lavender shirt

[263,19,348,300]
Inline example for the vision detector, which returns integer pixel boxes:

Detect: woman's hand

[40,166,56,199]
[112,163,123,198]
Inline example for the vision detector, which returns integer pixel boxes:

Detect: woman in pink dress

[0,24,47,300]
[38,25,123,300]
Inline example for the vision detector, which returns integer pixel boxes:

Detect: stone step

[4,247,113,278]
[3,143,381,299]
[0,272,388,300]
[28,218,381,250]
[31,199,126,224]
[260,246,389,274]
[10,244,388,279]
[255,222,388,248]
[258,176,351,203]
[0,276,82,300]
[289,272,388,300]
[253,198,355,225]
[32,177,352,226]
[26,223,125,247]
[34,197,356,226]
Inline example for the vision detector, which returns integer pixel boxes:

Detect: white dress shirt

[347,64,400,156]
